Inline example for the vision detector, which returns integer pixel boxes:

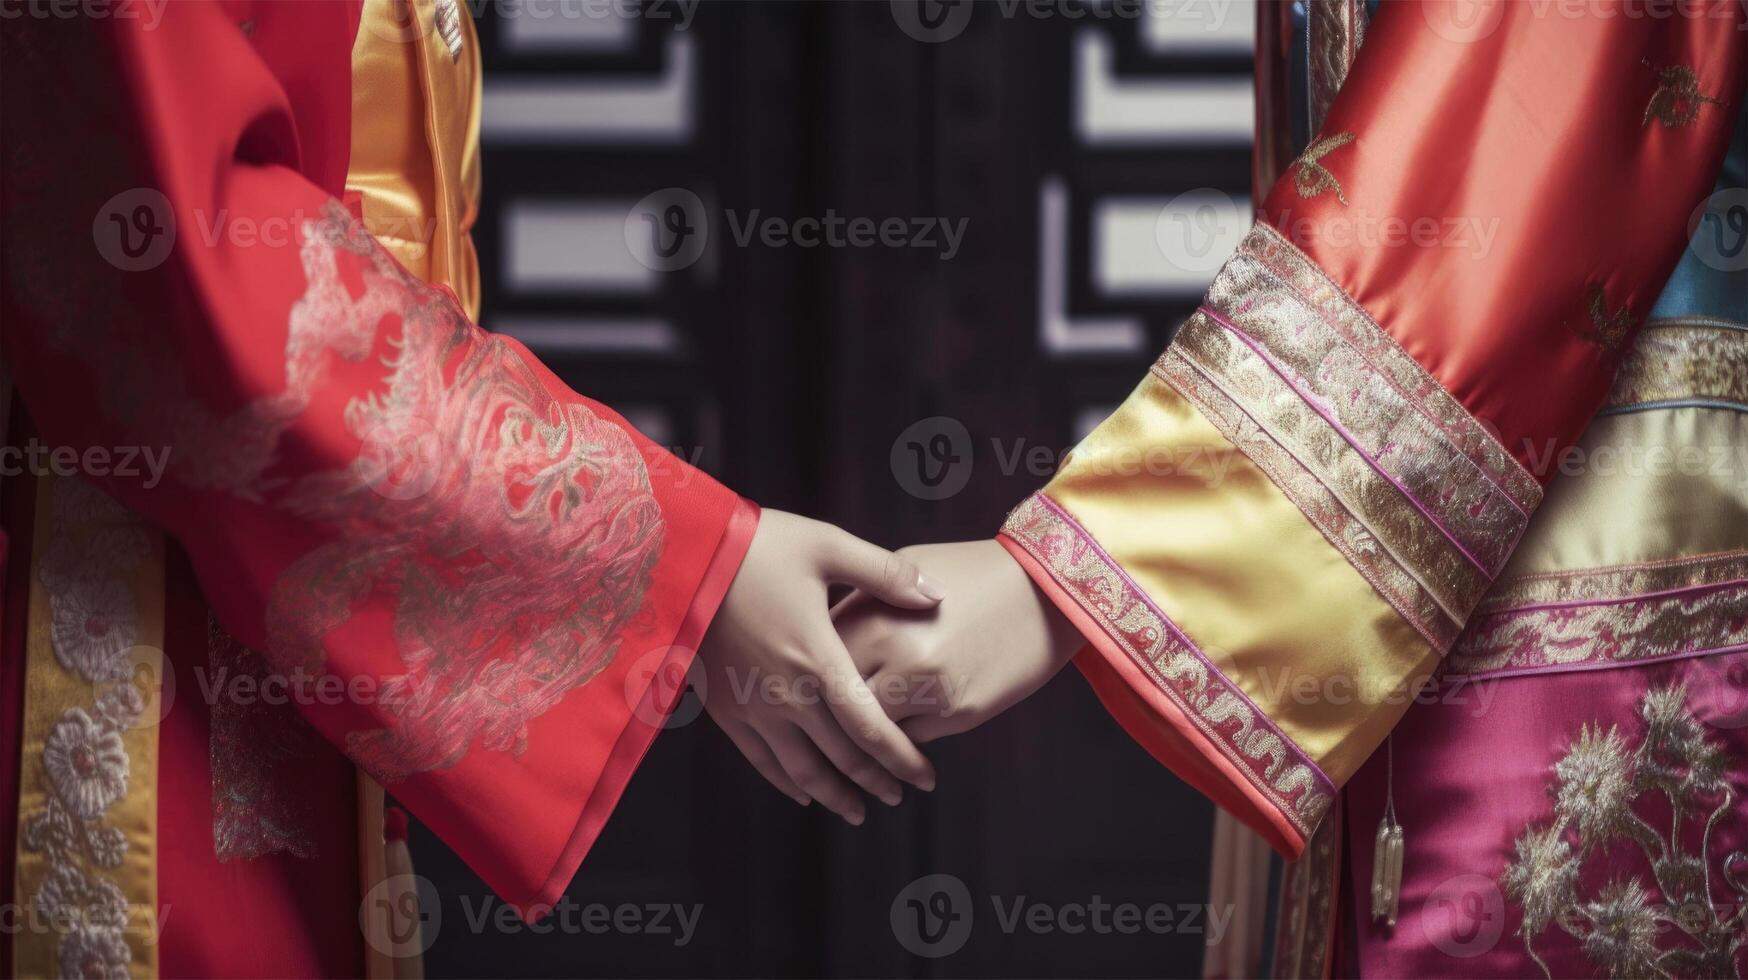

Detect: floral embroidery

[260,202,665,782]
[1307,0,1367,135]
[1643,65,1720,128]
[1292,131,1356,205]
[20,478,153,978]
[1502,684,1746,979]
[1003,493,1335,840]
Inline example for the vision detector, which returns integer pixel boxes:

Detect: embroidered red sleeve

[0,2,754,915]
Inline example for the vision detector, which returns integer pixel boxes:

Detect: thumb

[817,530,944,610]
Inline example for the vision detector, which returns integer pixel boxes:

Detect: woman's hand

[696,510,945,824]
[832,539,1083,744]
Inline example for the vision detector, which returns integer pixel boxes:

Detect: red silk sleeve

[0,2,755,916]
[1000,1,1743,857]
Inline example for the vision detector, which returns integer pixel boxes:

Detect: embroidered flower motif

[1581,880,1660,980]
[1551,723,1633,846]
[1501,684,1746,979]
[43,708,130,820]
[1570,285,1636,352]
[57,925,132,979]
[49,576,138,682]
[93,684,145,733]
[1502,825,1578,936]
[33,861,129,932]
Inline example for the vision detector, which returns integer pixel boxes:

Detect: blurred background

[409,1,1261,975]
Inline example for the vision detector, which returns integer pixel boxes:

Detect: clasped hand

[696,517,1079,824]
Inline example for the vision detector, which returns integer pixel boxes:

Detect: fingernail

[793,794,812,807]
[916,573,946,602]
[917,775,936,792]
[880,789,902,806]
[847,810,866,826]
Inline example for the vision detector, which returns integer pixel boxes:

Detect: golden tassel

[1369,736,1404,930]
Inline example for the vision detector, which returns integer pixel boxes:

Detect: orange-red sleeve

[0,1,755,915]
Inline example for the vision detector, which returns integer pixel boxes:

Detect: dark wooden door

[413,3,1256,975]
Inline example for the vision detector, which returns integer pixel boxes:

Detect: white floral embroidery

[49,576,138,682]
[20,478,151,976]
[57,925,132,979]
[43,708,130,819]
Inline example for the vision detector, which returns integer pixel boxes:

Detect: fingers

[792,704,905,806]
[900,711,964,745]
[816,528,943,610]
[764,723,868,825]
[813,630,937,790]
[721,721,811,807]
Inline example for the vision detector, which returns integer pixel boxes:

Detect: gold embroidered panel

[14,476,163,979]
[1605,318,1748,412]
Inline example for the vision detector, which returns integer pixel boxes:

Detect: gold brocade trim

[1307,0,1367,135]
[1271,796,1342,980]
[13,475,163,979]
[1446,551,1748,679]
[1605,319,1748,411]
[1501,684,1745,979]
[1153,224,1539,642]
[1155,344,1463,651]
[1002,493,1336,840]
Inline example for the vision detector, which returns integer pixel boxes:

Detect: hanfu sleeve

[998,0,1745,857]
[0,1,755,916]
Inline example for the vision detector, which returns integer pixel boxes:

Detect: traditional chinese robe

[997,1,1747,976]
[0,1,756,976]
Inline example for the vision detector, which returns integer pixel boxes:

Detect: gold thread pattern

[1501,684,1746,978]
[1292,132,1356,205]
[1447,552,1748,678]
[1002,493,1336,840]
[1643,65,1721,128]
[1308,0,1367,134]
[1606,319,1748,411]
[1271,799,1343,979]
[1573,285,1637,353]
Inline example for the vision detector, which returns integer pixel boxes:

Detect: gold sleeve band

[1001,224,1538,849]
